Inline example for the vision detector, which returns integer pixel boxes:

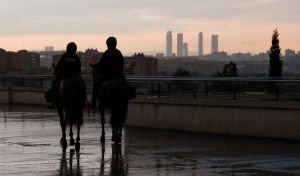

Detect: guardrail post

[150,81,154,97]
[157,82,161,97]
[3,77,6,87]
[40,78,44,88]
[232,81,237,100]
[204,83,208,99]
[193,82,197,99]
[8,86,12,111]
[275,83,280,100]
[167,82,170,97]
[21,77,25,87]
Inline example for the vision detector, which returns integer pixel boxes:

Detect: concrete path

[1,107,300,175]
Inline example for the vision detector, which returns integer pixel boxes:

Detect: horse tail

[68,91,84,126]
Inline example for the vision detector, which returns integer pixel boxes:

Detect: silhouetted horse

[90,64,128,144]
[57,76,87,149]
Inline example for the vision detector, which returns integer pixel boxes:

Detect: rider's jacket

[55,53,81,79]
[94,48,124,82]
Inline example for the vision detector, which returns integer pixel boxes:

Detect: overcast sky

[0,0,299,55]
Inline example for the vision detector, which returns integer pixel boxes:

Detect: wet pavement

[1,107,300,175]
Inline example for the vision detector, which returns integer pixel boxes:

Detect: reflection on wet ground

[1,108,300,175]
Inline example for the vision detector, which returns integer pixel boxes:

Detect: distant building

[211,34,218,54]
[211,51,228,60]
[155,53,164,59]
[231,52,252,61]
[183,43,188,57]
[12,50,40,71]
[285,49,296,57]
[81,48,103,72]
[45,46,54,52]
[40,55,52,68]
[166,31,172,57]
[0,49,11,72]
[198,32,203,56]
[125,53,158,76]
[83,48,102,65]
[177,33,183,57]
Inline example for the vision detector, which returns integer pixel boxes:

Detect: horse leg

[110,107,118,143]
[111,115,116,142]
[75,124,80,152]
[115,103,128,144]
[115,122,123,144]
[69,124,75,146]
[100,105,106,143]
[111,126,116,142]
[58,106,67,147]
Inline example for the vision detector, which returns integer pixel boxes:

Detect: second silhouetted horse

[90,64,128,144]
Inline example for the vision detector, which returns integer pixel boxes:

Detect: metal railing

[0,74,300,101]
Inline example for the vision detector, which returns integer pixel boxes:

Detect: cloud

[0,0,299,53]
[1,0,299,36]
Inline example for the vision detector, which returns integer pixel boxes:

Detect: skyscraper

[177,33,183,57]
[198,32,203,56]
[183,43,188,57]
[166,31,172,57]
[211,34,218,54]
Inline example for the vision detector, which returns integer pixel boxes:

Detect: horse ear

[52,63,56,69]
[89,63,95,68]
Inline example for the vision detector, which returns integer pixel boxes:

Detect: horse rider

[46,42,81,109]
[90,37,125,109]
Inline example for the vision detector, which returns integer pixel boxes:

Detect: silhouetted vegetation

[269,28,282,77]
[216,61,238,77]
[174,68,192,76]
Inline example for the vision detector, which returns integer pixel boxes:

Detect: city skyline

[0,0,299,55]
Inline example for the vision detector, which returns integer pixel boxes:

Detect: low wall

[1,88,300,140]
[127,98,300,140]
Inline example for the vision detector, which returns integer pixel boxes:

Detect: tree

[174,68,192,76]
[269,28,282,77]
[216,61,238,77]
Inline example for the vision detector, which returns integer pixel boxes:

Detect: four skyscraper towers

[166,31,218,57]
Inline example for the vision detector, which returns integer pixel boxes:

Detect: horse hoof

[70,138,75,146]
[60,137,67,147]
